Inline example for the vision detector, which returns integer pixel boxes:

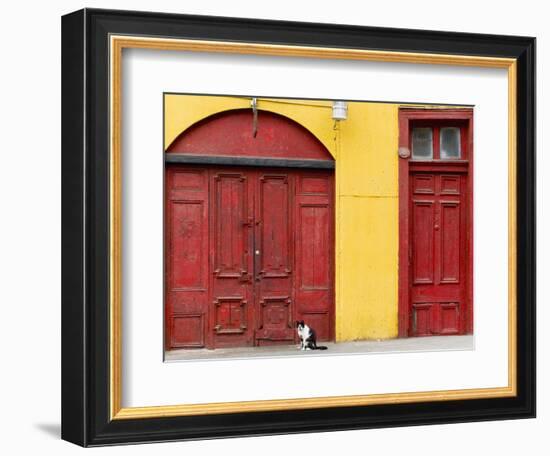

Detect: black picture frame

[61,8,535,447]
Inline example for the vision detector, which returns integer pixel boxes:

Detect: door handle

[254,250,261,281]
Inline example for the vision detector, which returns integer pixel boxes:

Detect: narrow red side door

[403,115,472,336]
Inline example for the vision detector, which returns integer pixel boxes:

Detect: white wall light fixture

[332,101,348,121]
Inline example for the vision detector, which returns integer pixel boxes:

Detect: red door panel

[440,302,460,334]
[440,201,460,283]
[165,165,334,350]
[412,200,435,284]
[257,174,292,279]
[165,168,209,348]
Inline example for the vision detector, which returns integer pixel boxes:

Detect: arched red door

[165,110,335,350]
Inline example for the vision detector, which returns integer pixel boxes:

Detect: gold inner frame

[109,35,517,420]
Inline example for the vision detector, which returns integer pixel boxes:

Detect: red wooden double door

[165,165,334,349]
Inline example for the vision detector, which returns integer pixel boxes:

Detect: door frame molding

[398,108,474,337]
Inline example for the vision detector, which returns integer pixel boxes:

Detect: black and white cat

[295,320,328,350]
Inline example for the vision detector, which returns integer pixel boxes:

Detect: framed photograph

[61,8,535,447]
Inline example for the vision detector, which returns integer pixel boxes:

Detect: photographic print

[163,93,474,362]
[61,9,535,446]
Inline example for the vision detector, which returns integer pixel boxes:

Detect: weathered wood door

[399,109,473,337]
[165,165,334,349]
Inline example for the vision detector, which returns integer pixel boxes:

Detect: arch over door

[165,109,335,350]
[167,108,334,161]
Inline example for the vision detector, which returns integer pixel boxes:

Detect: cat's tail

[315,346,328,350]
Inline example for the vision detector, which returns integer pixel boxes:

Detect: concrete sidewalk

[165,335,474,362]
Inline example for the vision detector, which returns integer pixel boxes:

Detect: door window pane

[412,128,433,159]
[440,127,461,159]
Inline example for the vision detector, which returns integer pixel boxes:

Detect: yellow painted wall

[165,94,399,341]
